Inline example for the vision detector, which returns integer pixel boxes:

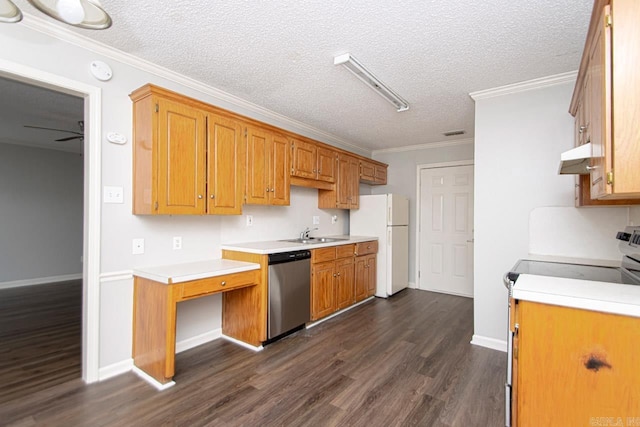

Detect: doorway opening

[0,59,102,384]
[416,161,474,297]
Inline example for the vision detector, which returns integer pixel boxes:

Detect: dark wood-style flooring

[0,287,506,426]
[0,280,82,404]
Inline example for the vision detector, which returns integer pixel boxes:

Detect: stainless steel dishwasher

[267,250,311,341]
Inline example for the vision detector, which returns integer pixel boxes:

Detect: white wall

[0,143,83,283]
[473,79,577,348]
[0,22,352,372]
[370,142,474,285]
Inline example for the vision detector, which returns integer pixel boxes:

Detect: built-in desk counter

[132,259,261,389]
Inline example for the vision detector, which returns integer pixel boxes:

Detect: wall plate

[90,60,113,81]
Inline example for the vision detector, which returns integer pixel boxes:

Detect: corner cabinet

[131,84,244,215]
[570,0,640,203]
[511,300,640,425]
[245,126,290,206]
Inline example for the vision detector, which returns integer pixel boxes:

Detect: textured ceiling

[14,0,593,152]
[0,76,84,153]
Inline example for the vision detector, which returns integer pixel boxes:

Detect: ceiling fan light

[0,0,22,23]
[27,0,112,29]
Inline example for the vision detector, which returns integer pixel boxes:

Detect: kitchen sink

[280,237,348,245]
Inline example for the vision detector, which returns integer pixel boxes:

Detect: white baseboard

[98,358,133,381]
[470,334,507,352]
[176,328,222,353]
[221,334,263,352]
[132,366,175,391]
[408,281,417,289]
[0,273,82,289]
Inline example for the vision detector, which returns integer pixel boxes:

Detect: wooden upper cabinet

[246,126,290,206]
[360,159,388,185]
[318,153,359,209]
[207,113,244,215]
[316,146,336,183]
[130,84,243,215]
[270,134,291,205]
[570,0,640,202]
[157,98,207,215]
[290,138,317,180]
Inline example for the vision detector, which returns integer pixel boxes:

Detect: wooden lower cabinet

[355,254,376,301]
[335,257,355,310]
[311,260,336,320]
[513,300,640,426]
[311,243,377,321]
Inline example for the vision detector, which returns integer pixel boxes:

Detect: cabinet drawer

[179,270,258,300]
[312,247,336,263]
[355,240,378,256]
[336,244,355,259]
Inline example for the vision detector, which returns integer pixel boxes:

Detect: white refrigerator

[350,194,409,297]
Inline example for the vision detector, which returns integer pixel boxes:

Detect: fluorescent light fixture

[0,0,22,23]
[26,0,112,29]
[334,53,409,112]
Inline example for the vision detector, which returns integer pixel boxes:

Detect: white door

[418,164,474,297]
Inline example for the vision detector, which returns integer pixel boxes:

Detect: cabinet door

[270,134,290,206]
[335,258,355,310]
[336,155,351,209]
[317,147,336,183]
[207,113,244,215]
[245,126,270,205]
[347,156,360,209]
[354,256,368,302]
[291,138,317,179]
[156,98,207,214]
[366,254,376,297]
[360,160,375,183]
[589,4,611,199]
[311,261,335,320]
[374,165,387,185]
[517,301,640,425]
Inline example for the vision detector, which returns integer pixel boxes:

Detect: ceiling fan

[24,120,84,142]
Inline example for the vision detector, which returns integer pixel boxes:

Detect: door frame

[415,160,474,293]
[0,58,102,383]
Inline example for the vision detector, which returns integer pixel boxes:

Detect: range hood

[558,143,592,175]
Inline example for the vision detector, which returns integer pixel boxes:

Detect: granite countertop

[221,235,378,255]
[133,259,260,284]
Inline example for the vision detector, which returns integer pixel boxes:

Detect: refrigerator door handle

[388,229,391,245]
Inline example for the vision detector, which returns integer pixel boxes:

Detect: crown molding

[18,13,368,155]
[372,137,474,155]
[469,71,578,101]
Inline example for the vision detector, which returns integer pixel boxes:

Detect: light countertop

[221,235,378,255]
[133,259,260,284]
[513,254,640,318]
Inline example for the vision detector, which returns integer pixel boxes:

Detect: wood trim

[290,176,334,190]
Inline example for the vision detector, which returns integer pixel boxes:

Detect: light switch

[104,186,124,204]
[132,238,144,255]
[332,215,338,224]
[246,215,254,226]
[313,216,320,225]
[173,236,182,250]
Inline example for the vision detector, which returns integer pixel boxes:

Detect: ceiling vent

[443,130,465,137]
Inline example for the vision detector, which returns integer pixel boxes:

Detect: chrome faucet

[300,227,318,239]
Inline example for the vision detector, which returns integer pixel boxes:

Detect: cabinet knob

[198,194,203,199]
[221,281,226,286]
[313,169,317,173]
[210,194,215,199]
[337,272,341,276]
[271,188,274,192]
[333,273,337,277]
[266,188,270,192]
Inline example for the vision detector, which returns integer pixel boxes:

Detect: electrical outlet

[103,186,124,204]
[246,215,253,226]
[331,215,338,224]
[132,238,145,255]
[173,236,182,250]
[313,215,320,225]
